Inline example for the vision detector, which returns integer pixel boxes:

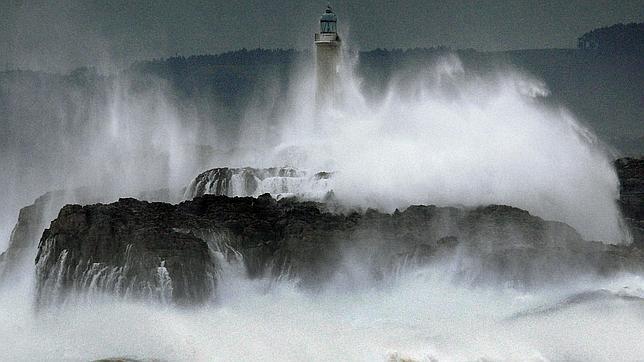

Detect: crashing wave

[183,167,334,201]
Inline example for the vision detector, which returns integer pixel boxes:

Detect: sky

[1,0,642,72]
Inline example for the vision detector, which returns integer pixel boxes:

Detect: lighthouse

[315,5,341,106]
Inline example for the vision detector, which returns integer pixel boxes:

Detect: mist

[0,71,219,251]
[238,51,626,243]
[0,8,642,360]
[2,253,644,361]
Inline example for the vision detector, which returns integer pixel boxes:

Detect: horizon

[1,40,638,75]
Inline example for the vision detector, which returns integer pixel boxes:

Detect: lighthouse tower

[315,5,341,106]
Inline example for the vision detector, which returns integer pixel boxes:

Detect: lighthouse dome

[320,5,337,33]
[320,6,337,22]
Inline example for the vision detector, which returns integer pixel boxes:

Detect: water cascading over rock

[35,199,217,307]
[0,187,179,291]
[184,166,333,201]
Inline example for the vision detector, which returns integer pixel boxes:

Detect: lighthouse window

[321,21,336,33]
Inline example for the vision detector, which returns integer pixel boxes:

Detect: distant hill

[578,22,644,54]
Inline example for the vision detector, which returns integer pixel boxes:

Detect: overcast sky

[1,0,642,72]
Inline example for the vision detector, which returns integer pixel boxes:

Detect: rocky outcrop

[184,167,333,201]
[35,195,644,306]
[0,194,55,285]
[0,189,104,287]
[0,187,177,289]
[616,157,644,246]
[5,166,330,292]
[10,158,644,305]
[35,200,215,306]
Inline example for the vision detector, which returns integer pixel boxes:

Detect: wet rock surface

[3,157,642,305]
[0,189,103,287]
[35,199,215,306]
[0,187,175,290]
[35,193,644,305]
[616,157,644,246]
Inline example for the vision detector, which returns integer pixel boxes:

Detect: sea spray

[238,52,627,242]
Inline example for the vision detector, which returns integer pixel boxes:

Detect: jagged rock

[615,157,644,246]
[8,158,644,305]
[183,166,333,201]
[0,187,178,289]
[35,194,644,306]
[0,188,103,287]
[35,199,216,306]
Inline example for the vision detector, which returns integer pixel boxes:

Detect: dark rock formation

[0,194,56,285]
[10,157,644,306]
[35,200,215,306]
[615,157,644,246]
[35,194,644,306]
[0,189,103,287]
[0,187,176,290]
